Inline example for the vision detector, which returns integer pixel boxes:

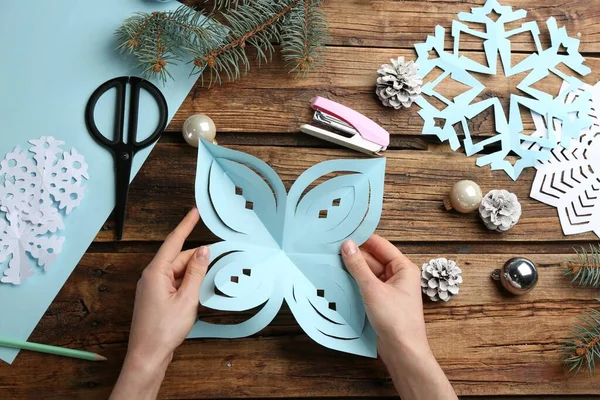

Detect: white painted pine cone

[479,189,522,232]
[421,258,463,302]
[376,56,422,109]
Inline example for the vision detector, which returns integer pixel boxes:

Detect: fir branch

[562,300,600,375]
[281,0,328,75]
[115,0,326,85]
[194,0,299,84]
[115,8,214,82]
[565,245,600,288]
[211,0,242,10]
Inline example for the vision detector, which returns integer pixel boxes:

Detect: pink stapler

[300,96,390,155]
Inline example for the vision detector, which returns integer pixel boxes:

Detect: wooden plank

[94,142,599,242]
[163,131,431,151]
[323,0,600,53]
[1,253,599,398]
[85,241,600,257]
[184,0,600,53]
[169,46,600,136]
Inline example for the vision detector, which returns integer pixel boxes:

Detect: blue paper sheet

[188,141,385,357]
[415,0,593,180]
[0,0,208,364]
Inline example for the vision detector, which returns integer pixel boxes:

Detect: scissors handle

[84,76,168,152]
[85,76,168,241]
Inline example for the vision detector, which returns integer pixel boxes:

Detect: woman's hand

[342,235,456,400]
[111,208,209,400]
[341,234,426,352]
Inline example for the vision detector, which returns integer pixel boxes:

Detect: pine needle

[281,0,328,76]
[565,245,600,288]
[562,300,600,375]
[114,0,327,84]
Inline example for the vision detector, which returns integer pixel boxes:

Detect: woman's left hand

[111,208,209,400]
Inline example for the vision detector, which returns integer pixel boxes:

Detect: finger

[156,208,200,262]
[360,249,386,279]
[178,246,210,300]
[341,240,378,291]
[173,277,183,289]
[172,248,197,276]
[387,256,419,277]
[361,234,406,265]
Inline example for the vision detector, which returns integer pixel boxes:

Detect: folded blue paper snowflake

[414,0,593,180]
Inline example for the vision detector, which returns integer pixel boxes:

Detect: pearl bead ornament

[443,180,483,213]
[182,114,217,147]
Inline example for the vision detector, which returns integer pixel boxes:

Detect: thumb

[179,246,210,299]
[342,240,378,292]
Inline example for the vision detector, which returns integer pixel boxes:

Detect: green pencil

[0,337,106,361]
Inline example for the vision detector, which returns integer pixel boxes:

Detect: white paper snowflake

[414,0,593,180]
[0,137,88,285]
[529,83,600,237]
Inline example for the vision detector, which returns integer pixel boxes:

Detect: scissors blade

[114,150,134,241]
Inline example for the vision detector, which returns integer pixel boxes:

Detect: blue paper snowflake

[414,0,593,180]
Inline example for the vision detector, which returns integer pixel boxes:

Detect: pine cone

[376,56,423,109]
[421,258,463,302]
[479,189,522,232]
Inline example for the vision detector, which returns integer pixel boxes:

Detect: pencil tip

[95,354,108,361]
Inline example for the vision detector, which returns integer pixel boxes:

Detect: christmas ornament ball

[491,257,538,295]
[182,114,217,147]
[444,180,482,213]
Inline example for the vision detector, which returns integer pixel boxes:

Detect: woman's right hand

[341,234,428,354]
[341,235,457,400]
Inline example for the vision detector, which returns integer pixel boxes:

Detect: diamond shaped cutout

[230,276,239,283]
[318,209,328,219]
[245,201,254,210]
[242,268,251,276]
[332,198,341,207]
[435,73,474,102]
[316,289,325,297]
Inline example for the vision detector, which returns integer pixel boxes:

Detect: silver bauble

[491,257,538,295]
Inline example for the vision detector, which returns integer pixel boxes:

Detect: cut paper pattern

[414,0,593,180]
[0,137,88,285]
[0,0,207,365]
[188,140,385,357]
[529,82,600,237]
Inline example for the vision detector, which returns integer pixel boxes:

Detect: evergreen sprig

[115,0,327,84]
[565,245,600,288]
[562,300,600,375]
[281,0,328,75]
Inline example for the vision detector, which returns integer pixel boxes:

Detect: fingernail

[342,241,357,257]
[196,246,209,262]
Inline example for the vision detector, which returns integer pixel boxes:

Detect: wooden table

[2,0,600,398]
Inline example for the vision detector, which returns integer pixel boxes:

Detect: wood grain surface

[2,0,600,398]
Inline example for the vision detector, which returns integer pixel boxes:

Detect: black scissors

[85,76,168,241]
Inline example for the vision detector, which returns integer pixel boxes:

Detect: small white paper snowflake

[0,137,88,285]
[529,83,600,237]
